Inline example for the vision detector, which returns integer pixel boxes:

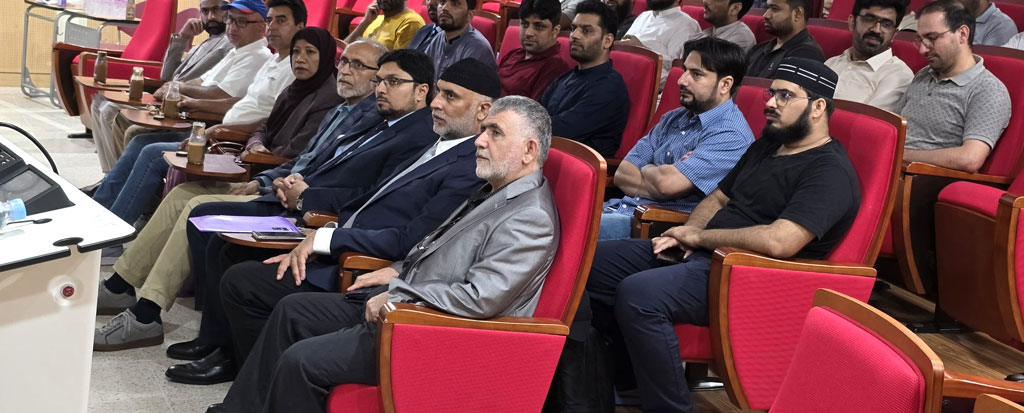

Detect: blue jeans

[92,131,186,223]
[598,211,633,241]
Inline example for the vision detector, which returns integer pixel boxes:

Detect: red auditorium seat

[826,0,855,21]
[682,5,712,30]
[891,32,929,73]
[891,46,1024,295]
[53,0,177,123]
[807,18,853,59]
[607,44,662,176]
[334,0,376,38]
[306,0,338,30]
[324,137,607,413]
[676,99,905,410]
[646,59,684,135]
[769,289,944,413]
[499,20,521,57]
[996,2,1024,32]
[471,10,502,52]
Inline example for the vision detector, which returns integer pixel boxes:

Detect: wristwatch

[296,195,303,211]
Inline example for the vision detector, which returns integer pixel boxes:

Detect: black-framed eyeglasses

[856,14,896,32]
[763,88,811,107]
[339,58,380,72]
[913,29,954,49]
[224,16,264,28]
[371,76,417,88]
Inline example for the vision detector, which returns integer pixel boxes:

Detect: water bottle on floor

[0,199,26,231]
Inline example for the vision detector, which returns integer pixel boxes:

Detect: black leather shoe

[166,338,218,361]
[205,403,225,413]
[165,348,236,385]
[1007,373,1024,382]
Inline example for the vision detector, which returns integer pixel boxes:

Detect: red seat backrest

[891,37,928,73]
[682,5,712,30]
[500,23,520,57]
[826,0,855,21]
[472,14,499,50]
[826,100,903,264]
[737,79,771,138]
[533,139,605,323]
[996,2,1024,32]
[648,64,684,134]
[633,0,648,17]
[556,36,573,62]
[975,49,1024,178]
[742,10,774,44]
[610,46,661,158]
[306,0,335,29]
[807,22,853,59]
[120,0,176,62]
[769,307,928,413]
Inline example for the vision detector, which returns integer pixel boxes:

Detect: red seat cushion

[482,1,501,12]
[682,6,712,30]
[471,15,498,50]
[976,51,1024,178]
[807,24,853,59]
[769,308,926,413]
[611,48,660,158]
[736,84,768,138]
[676,324,712,360]
[937,180,1004,217]
[120,0,174,61]
[327,384,382,413]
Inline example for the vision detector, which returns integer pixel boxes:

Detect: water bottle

[0,199,27,231]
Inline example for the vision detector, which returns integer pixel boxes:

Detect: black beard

[205,21,226,36]
[681,94,715,114]
[761,104,812,145]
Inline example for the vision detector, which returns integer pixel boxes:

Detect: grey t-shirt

[897,56,1011,150]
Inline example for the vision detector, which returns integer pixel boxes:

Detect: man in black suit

[166,58,500,386]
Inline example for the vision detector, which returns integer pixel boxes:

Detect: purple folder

[188,215,301,233]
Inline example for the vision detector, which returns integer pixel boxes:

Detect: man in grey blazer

[210,96,560,413]
[87,0,235,177]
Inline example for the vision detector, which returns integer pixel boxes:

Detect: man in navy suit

[166,58,500,386]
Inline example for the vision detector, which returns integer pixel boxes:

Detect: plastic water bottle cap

[8,199,26,221]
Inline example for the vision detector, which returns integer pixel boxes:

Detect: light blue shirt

[975,3,1018,46]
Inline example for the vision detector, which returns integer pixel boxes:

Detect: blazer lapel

[366,137,474,206]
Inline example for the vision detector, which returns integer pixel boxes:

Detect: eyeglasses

[224,16,264,28]
[339,58,380,72]
[856,14,896,32]
[763,88,811,107]
[913,30,953,49]
[371,76,417,88]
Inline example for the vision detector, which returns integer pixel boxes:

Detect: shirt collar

[386,110,415,127]
[978,3,998,23]
[841,47,894,71]
[650,6,683,18]
[234,37,269,54]
[573,59,615,75]
[708,19,745,34]
[692,98,737,127]
[930,55,986,86]
[774,28,812,50]
[435,135,474,155]
[445,25,477,44]
[529,41,562,60]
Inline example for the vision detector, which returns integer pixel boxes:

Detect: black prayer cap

[438,58,502,100]
[773,57,838,99]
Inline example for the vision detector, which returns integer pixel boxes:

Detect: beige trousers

[91,95,153,173]
[113,181,258,309]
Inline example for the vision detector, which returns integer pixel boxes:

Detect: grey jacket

[161,34,233,82]
[387,170,559,319]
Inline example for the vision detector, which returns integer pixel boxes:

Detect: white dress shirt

[625,7,701,87]
[825,47,914,112]
[199,38,273,98]
[221,52,297,124]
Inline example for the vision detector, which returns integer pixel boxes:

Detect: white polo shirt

[625,7,701,87]
[222,52,297,124]
[199,38,273,98]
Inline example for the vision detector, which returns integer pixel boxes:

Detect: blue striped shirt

[607,98,754,214]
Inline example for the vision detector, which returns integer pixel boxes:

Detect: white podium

[0,136,135,413]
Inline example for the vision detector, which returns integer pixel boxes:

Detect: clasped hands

[651,225,701,261]
[271,173,309,210]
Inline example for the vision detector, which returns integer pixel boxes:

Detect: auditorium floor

[6,89,1024,412]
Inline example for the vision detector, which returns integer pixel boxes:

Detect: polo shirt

[199,38,273,98]
[825,48,914,112]
[497,42,572,100]
[363,8,426,50]
[418,25,496,82]
[625,7,701,87]
[540,60,629,157]
[608,99,754,214]
[745,28,825,77]
[221,52,296,124]
[975,3,1017,46]
[698,19,756,53]
[898,56,1011,150]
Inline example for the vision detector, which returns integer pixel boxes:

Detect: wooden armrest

[944,370,1024,402]
[633,205,690,224]
[713,247,877,277]
[378,302,570,335]
[335,7,365,17]
[999,192,1024,210]
[210,129,251,143]
[302,210,338,228]
[902,161,1011,185]
[96,55,162,68]
[340,253,393,271]
[53,42,125,57]
[241,151,289,166]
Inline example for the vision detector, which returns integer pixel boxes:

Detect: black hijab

[264,27,338,139]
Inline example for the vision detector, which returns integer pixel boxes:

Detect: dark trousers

[220,292,378,413]
[586,239,712,413]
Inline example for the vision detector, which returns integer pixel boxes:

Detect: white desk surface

[0,136,136,271]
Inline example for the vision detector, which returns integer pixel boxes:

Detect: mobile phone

[252,231,306,241]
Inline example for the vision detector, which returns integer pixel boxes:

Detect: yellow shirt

[364,8,425,50]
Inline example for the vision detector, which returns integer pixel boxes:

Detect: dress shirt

[363,8,426,49]
[745,28,825,77]
[408,24,443,52]
[199,38,273,98]
[221,53,297,124]
[252,103,356,187]
[625,7,701,87]
[610,99,754,213]
[825,48,914,112]
[540,60,629,157]
[698,19,756,53]
[497,42,573,100]
[975,3,1017,46]
[313,135,475,253]
[419,25,496,82]
[162,33,233,82]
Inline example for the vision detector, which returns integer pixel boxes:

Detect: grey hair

[489,95,552,165]
[348,38,389,60]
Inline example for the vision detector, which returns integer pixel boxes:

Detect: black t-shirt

[706,138,861,260]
